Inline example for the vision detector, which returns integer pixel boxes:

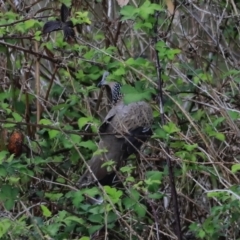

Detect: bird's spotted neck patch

[111,83,122,104]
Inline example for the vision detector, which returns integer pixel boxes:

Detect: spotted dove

[77,72,153,187]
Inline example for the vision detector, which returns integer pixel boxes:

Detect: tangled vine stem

[153,10,182,240]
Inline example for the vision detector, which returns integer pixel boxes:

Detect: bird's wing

[63,26,75,41]
[100,101,153,135]
[42,21,62,34]
[61,3,70,22]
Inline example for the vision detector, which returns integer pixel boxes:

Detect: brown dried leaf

[165,0,175,15]
[116,0,129,7]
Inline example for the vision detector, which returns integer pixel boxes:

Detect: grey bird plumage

[77,72,153,187]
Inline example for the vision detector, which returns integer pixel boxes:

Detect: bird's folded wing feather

[101,101,153,135]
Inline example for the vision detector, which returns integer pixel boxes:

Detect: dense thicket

[0,0,240,239]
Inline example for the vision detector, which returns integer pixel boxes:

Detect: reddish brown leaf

[7,130,24,157]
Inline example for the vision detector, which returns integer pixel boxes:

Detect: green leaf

[0,151,8,163]
[78,140,97,150]
[125,176,135,182]
[107,212,118,223]
[223,69,240,77]
[156,41,167,53]
[152,128,167,139]
[163,122,180,134]
[227,110,240,120]
[134,22,152,30]
[56,177,65,183]
[101,160,115,169]
[146,171,163,181]
[71,191,85,207]
[184,143,198,152]
[129,188,140,201]
[24,19,39,30]
[73,11,91,25]
[78,117,92,129]
[48,129,59,139]
[0,166,7,177]
[0,185,19,210]
[12,112,22,122]
[8,177,20,184]
[64,216,84,225]
[88,225,103,235]
[3,123,15,128]
[6,154,14,163]
[44,193,63,201]
[83,187,100,198]
[198,229,206,238]
[4,11,18,19]
[57,210,68,222]
[93,148,108,156]
[145,171,163,192]
[123,197,135,209]
[0,219,11,238]
[121,84,152,104]
[40,205,52,217]
[88,214,103,224]
[45,223,61,236]
[148,192,164,199]
[34,31,42,41]
[120,6,138,21]
[231,164,240,173]
[114,67,126,76]
[134,203,147,218]
[120,165,135,173]
[207,191,222,198]
[39,119,52,125]
[71,134,82,144]
[167,48,181,60]
[212,117,225,127]
[104,186,123,204]
[123,92,143,103]
[214,132,225,141]
[33,156,48,165]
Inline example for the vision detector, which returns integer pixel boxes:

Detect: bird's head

[97,71,110,87]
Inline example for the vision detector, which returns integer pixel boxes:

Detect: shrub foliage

[0,0,240,239]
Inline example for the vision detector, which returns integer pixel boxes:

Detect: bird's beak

[97,71,110,88]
